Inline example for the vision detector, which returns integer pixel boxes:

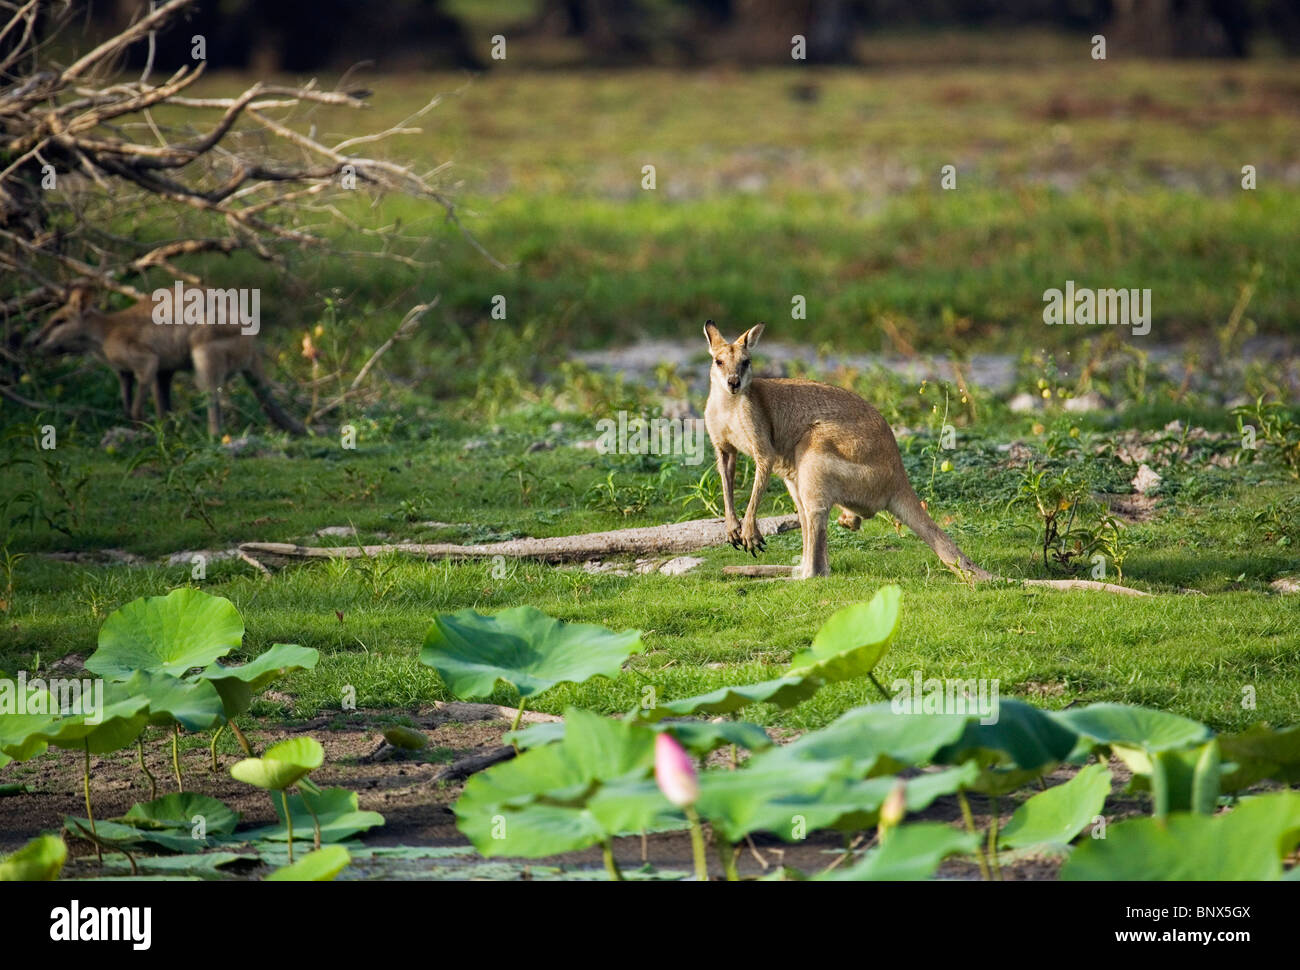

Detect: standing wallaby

[703,320,991,580]
[29,285,306,437]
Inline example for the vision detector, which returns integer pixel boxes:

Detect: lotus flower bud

[654,732,699,808]
[879,780,907,838]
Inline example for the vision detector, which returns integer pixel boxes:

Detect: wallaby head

[29,285,99,355]
[704,320,765,397]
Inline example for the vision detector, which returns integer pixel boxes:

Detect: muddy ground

[0,702,1168,880]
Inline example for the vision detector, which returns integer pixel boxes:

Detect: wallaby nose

[727,377,741,391]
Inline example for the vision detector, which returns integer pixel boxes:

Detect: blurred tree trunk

[1106,0,1250,57]
[719,0,857,63]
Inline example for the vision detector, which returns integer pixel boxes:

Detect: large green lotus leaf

[935,699,1079,789]
[458,801,611,859]
[1062,791,1300,881]
[815,763,980,835]
[196,644,319,719]
[0,684,58,762]
[0,834,67,881]
[999,763,1112,850]
[787,585,901,682]
[1151,740,1221,818]
[585,777,688,836]
[466,709,655,810]
[507,717,772,757]
[694,757,853,842]
[702,761,979,842]
[643,675,821,718]
[123,670,224,731]
[247,787,384,843]
[36,684,151,755]
[64,816,221,854]
[420,606,643,699]
[266,845,351,882]
[230,736,324,790]
[819,823,977,881]
[1219,723,1300,791]
[100,852,251,877]
[762,703,971,777]
[454,709,658,856]
[89,588,245,680]
[1052,703,1212,773]
[123,792,240,837]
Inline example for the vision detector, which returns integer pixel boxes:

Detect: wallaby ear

[740,322,765,349]
[65,284,94,310]
[704,320,725,351]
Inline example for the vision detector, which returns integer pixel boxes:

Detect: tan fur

[30,286,304,436]
[703,320,990,580]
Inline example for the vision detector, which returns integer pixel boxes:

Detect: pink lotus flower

[654,733,699,807]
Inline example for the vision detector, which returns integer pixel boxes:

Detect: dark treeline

[77,0,1300,71]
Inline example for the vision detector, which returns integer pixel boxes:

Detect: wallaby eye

[740,359,749,369]
[715,358,723,366]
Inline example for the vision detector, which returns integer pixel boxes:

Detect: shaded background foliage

[74,0,1300,71]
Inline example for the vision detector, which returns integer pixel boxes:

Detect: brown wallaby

[29,285,306,437]
[703,320,991,581]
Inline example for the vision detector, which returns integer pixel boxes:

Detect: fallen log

[724,563,1149,595]
[433,745,517,783]
[240,514,801,564]
[240,513,1147,595]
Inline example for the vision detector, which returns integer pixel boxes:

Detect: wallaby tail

[888,485,993,582]
[244,359,307,436]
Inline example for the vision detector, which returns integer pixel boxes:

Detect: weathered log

[433,745,517,783]
[239,514,802,564]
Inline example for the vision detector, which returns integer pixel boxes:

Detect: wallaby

[703,320,991,581]
[29,285,306,437]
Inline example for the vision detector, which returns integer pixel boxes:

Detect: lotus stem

[229,719,254,756]
[600,840,624,881]
[282,790,295,864]
[171,723,184,792]
[137,736,157,800]
[684,806,708,882]
[209,724,225,772]
[988,795,1003,881]
[957,789,990,880]
[509,699,526,752]
[868,672,893,701]
[301,788,322,850]
[717,835,740,881]
[83,741,100,864]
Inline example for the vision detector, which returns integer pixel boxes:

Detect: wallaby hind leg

[191,345,224,437]
[130,359,157,424]
[117,372,135,419]
[783,477,808,577]
[157,370,175,416]
[244,358,307,436]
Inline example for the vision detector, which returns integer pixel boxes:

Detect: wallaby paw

[739,525,766,556]
[725,518,743,549]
